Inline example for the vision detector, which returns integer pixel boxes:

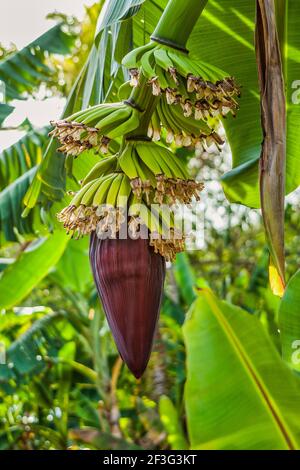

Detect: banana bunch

[118,140,204,204]
[57,168,185,260]
[122,42,240,120]
[148,95,224,150]
[50,102,140,158]
[128,200,185,261]
[58,171,132,238]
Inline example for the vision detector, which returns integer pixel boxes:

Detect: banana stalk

[54,0,231,379]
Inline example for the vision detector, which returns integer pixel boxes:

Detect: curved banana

[107,108,140,139]
[145,144,174,179]
[82,155,118,186]
[122,42,155,69]
[135,142,163,175]
[118,143,140,180]
[158,148,188,180]
[69,179,97,208]
[140,49,156,79]
[92,174,115,207]
[106,173,124,207]
[154,47,174,72]
[95,106,130,131]
[81,178,103,207]
[117,174,132,209]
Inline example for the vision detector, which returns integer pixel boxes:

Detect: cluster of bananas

[128,202,185,261]
[118,140,203,204]
[58,171,130,238]
[123,42,240,121]
[57,143,203,260]
[148,95,224,150]
[50,102,140,157]
[58,174,185,261]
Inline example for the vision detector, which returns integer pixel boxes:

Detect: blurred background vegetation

[1,0,300,451]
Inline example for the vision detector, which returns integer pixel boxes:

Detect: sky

[0,0,95,150]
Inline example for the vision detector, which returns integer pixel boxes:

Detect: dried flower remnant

[50,103,141,158]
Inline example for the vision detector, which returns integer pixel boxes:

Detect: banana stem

[152,0,208,49]
[125,75,158,139]
[123,0,209,141]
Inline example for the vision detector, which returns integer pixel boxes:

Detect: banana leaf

[183,288,300,449]
[0,231,68,310]
[0,23,75,101]
[279,269,300,373]
[0,128,47,189]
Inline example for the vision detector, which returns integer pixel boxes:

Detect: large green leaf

[0,24,75,101]
[0,231,68,310]
[0,128,47,190]
[0,168,40,243]
[183,288,300,449]
[95,0,144,40]
[279,269,300,372]
[189,0,300,208]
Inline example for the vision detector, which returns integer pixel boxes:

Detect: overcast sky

[0,0,95,48]
[0,0,95,150]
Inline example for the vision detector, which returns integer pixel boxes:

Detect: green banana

[128,193,142,217]
[150,109,161,140]
[94,106,129,131]
[159,148,188,179]
[80,178,102,206]
[118,144,139,180]
[107,108,140,140]
[155,65,169,90]
[167,50,198,77]
[106,173,124,207]
[140,49,156,78]
[145,144,174,179]
[69,179,97,207]
[135,143,163,175]
[154,47,174,72]
[122,42,155,69]
[151,204,173,238]
[138,159,157,187]
[118,81,132,100]
[92,174,115,206]
[117,175,132,208]
[82,155,118,185]
[75,104,120,125]
[159,97,181,134]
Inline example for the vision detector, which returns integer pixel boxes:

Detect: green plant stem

[152,0,208,49]
[125,75,158,139]
[123,0,208,140]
